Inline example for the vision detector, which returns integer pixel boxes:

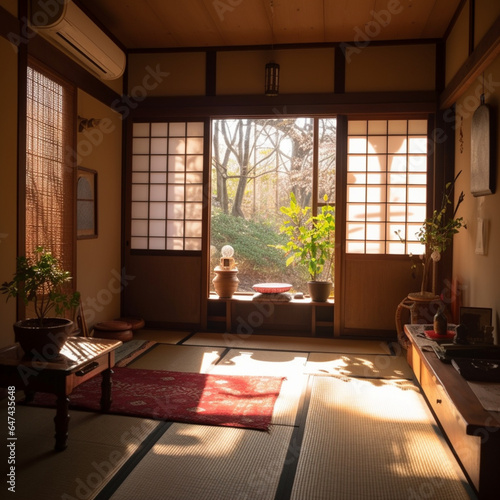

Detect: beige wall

[76,90,123,330]
[129,43,436,97]
[445,1,469,86]
[345,44,436,92]
[217,48,335,95]
[452,53,500,341]
[128,52,206,96]
[0,36,18,346]
[475,0,500,48]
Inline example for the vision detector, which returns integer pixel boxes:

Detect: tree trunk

[232,120,252,218]
[213,120,229,213]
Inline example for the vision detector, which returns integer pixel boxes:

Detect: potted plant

[395,171,466,343]
[1,246,80,357]
[400,170,466,298]
[274,193,335,302]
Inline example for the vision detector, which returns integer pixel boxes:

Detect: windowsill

[208,293,334,305]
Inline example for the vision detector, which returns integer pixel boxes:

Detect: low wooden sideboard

[405,324,500,499]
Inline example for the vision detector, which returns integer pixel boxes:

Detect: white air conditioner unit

[29,0,126,80]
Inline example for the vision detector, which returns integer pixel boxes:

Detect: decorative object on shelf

[1,246,80,357]
[220,244,236,270]
[213,245,239,298]
[252,283,292,294]
[433,306,448,336]
[459,306,494,344]
[273,193,335,302]
[454,323,468,345]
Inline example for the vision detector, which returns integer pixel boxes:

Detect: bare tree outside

[211,117,336,293]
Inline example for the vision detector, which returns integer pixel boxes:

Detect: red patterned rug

[27,367,285,431]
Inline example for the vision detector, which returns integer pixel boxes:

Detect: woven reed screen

[26,62,76,293]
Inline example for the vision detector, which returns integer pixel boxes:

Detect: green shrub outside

[210,210,308,291]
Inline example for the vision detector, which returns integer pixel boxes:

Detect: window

[210,117,336,293]
[346,119,428,255]
[26,63,75,276]
[130,122,205,251]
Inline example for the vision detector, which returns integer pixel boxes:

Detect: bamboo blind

[26,63,75,289]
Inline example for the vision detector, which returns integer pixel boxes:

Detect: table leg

[100,368,113,412]
[54,395,70,451]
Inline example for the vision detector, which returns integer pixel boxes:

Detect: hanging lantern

[265,62,280,96]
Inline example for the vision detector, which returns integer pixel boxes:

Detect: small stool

[93,320,134,342]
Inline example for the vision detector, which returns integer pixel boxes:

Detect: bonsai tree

[273,193,335,282]
[1,246,80,326]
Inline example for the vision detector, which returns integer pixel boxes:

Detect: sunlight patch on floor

[305,352,413,379]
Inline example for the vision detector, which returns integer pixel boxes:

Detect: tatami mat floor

[1,331,477,500]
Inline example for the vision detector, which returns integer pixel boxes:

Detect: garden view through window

[210,117,429,296]
[210,117,337,294]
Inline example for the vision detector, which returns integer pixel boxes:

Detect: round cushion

[94,320,132,332]
[93,329,133,342]
[115,317,145,330]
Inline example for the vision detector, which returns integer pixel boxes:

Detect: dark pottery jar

[433,307,448,336]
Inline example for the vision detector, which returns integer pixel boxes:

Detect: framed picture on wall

[77,167,97,239]
[459,306,493,343]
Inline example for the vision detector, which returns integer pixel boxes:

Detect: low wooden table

[0,336,122,451]
[405,324,500,499]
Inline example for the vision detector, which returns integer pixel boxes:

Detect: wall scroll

[470,102,495,196]
[77,167,97,238]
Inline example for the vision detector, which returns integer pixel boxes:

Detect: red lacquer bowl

[252,283,292,294]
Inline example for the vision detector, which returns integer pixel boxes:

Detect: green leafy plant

[273,193,335,281]
[397,171,466,294]
[1,246,80,326]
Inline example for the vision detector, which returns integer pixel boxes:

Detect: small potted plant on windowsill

[273,193,335,302]
[1,246,80,357]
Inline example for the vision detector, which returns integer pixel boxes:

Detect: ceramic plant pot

[307,281,332,302]
[14,318,73,358]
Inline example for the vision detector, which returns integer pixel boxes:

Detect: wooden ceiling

[77,0,462,51]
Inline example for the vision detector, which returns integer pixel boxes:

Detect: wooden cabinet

[405,324,500,499]
[207,295,334,336]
